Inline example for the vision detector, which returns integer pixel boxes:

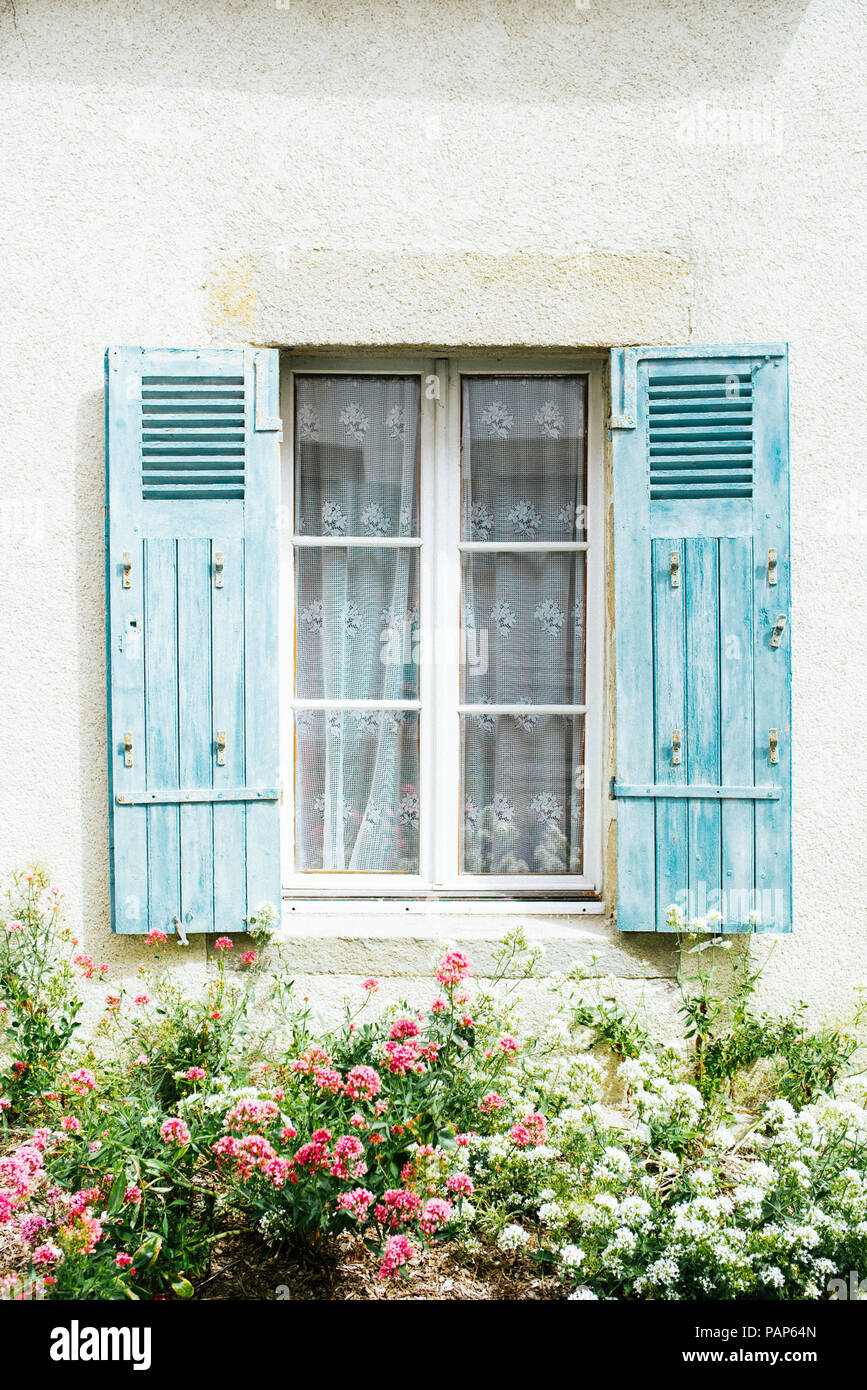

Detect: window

[281,357,604,898]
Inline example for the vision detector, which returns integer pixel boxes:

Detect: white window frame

[279,353,606,903]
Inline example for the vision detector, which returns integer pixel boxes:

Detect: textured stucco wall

[0,0,865,1036]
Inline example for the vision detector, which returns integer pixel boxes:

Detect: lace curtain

[294,376,420,872]
[460,376,587,874]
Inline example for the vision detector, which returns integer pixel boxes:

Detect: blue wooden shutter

[610,345,791,933]
[105,347,282,935]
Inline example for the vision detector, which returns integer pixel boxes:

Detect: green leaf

[107,1170,127,1216]
[170,1275,194,1299]
[132,1231,163,1270]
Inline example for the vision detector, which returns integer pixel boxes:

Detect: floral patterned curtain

[294,376,420,872]
[460,376,587,874]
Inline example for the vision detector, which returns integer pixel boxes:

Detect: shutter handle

[767,547,777,585]
[214,552,224,589]
[770,614,787,648]
[671,730,682,766]
[769,729,779,765]
[123,732,134,768]
[122,552,132,589]
[669,551,680,588]
[216,730,227,767]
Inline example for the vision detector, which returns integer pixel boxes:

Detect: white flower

[560,1244,585,1271]
[399,505,412,535]
[534,598,565,635]
[491,794,515,829]
[535,400,565,438]
[398,793,419,829]
[339,402,369,442]
[361,502,389,536]
[568,1287,598,1300]
[513,712,539,733]
[508,500,542,538]
[297,403,320,441]
[481,401,514,438]
[385,405,406,439]
[497,1223,530,1251]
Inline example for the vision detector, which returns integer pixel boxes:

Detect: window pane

[296,548,419,701]
[461,714,584,875]
[461,376,587,542]
[295,375,420,537]
[461,551,585,704]
[295,711,420,872]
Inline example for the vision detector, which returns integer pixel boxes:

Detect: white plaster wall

[0,0,865,1034]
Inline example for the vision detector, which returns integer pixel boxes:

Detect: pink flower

[344,1065,382,1102]
[214,937,233,952]
[378,1233,416,1280]
[349,1113,368,1130]
[523,1112,548,1146]
[68,1068,96,1096]
[435,950,472,988]
[497,1036,519,1057]
[115,1252,134,1268]
[280,1125,297,1143]
[160,1118,191,1147]
[18,1214,49,1245]
[430,999,446,1015]
[144,928,167,947]
[5,920,23,935]
[446,1173,474,1198]
[373,1188,422,1230]
[88,1141,102,1154]
[384,1041,425,1076]
[105,995,121,1013]
[133,994,150,1007]
[510,1123,532,1148]
[362,978,379,993]
[241,951,257,966]
[480,1092,505,1114]
[60,1116,81,1133]
[73,954,96,979]
[223,1098,278,1132]
[32,1243,61,1266]
[419,1197,453,1235]
[30,1128,52,1152]
[313,1067,343,1094]
[330,1135,367,1181]
[389,1017,420,1041]
[261,1156,292,1188]
[123,1185,142,1206]
[184,1066,206,1082]
[337,1187,374,1220]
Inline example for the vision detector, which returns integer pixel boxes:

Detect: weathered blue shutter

[610,345,791,932]
[105,347,282,934]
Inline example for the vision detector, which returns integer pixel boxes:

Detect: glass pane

[461,551,585,704]
[296,711,420,873]
[461,376,587,542]
[296,548,419,701]
[460,715,584,875]
[295,375,420,537]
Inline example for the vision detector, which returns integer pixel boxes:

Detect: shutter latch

[123,731,134,768]
[669,551,680,588]
[122,552,132,589]
[216,730,227,767]
[767,547,778,585]
[770,614,787,649]
[214,552,224,589]
[671,730,682,766]
[769,729,779,765]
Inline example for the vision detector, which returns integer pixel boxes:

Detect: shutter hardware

[770,614,787,648]
[767,547,778,585]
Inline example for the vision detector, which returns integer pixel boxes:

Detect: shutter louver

[610,345,791,933]
[105,347,282,934]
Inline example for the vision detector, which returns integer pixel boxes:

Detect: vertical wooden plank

[611,353,657,930]
[105,348,149,933]
[753,353,792,931]
[652,539,688,929]
[685,537,721,922]
[719,536,755,930]
[177,538,214,933]
[212,537,247,931]
[244,350,283,918]
[144,538,180,933]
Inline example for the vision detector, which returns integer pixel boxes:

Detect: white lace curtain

[460,376,587,874]
[294,376,420,872]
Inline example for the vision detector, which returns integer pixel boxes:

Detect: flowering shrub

[3,870,867,1300]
